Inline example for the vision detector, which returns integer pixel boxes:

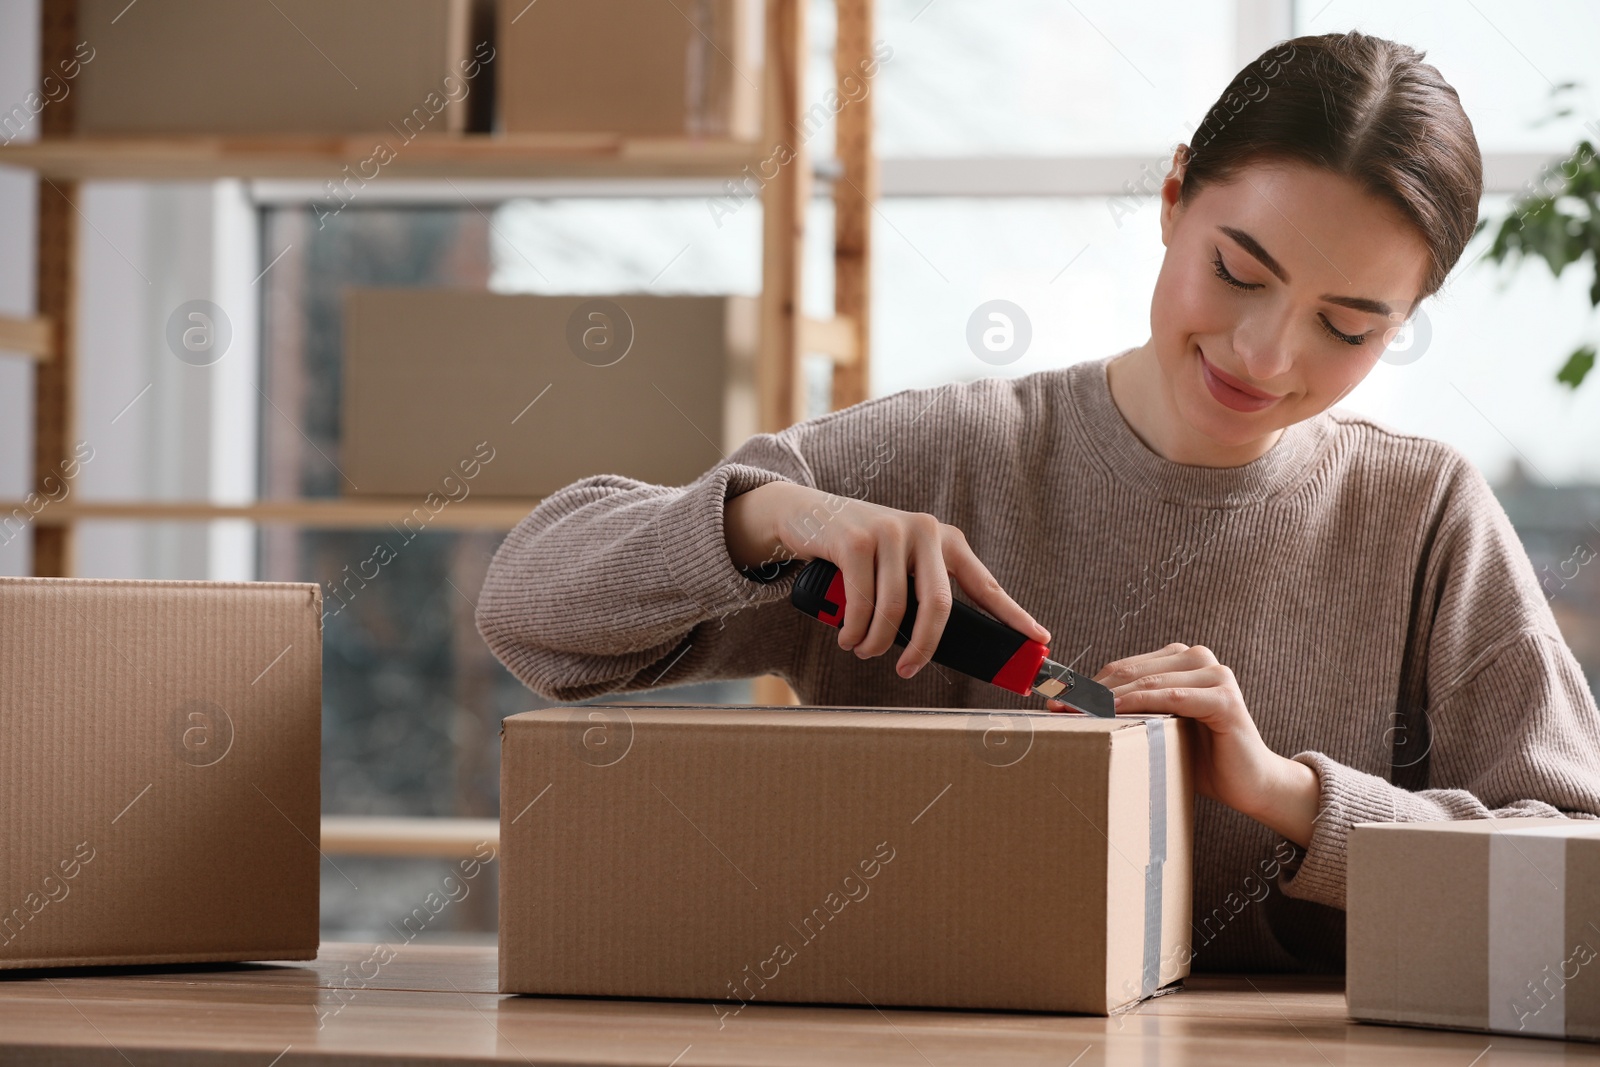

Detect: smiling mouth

[1197,347,1282,412]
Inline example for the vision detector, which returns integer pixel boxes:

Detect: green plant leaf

[1556,345,1596,389]
[1473,125,1600,389]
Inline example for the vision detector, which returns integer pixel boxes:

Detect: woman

[477,31,1600,971]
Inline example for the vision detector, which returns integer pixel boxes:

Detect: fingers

[833,534,878,652]
[897,532,953,678]
[858,534,910,659]
[1108,665,1236,723]
[941,529,1050,645]
[822,508,1050,685]
[1063,646,1239,721]
[1093,642,1191,684]
[1111,685,1227,721]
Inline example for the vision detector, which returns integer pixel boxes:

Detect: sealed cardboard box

[0,577,321,968]
[341,290,756,498]
[74,0,475,135]
[497,0,758,137]
[500,706,1195,1014]
[1348,818,1600,1041]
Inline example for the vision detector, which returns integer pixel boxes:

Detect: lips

[1198,348,1281,413]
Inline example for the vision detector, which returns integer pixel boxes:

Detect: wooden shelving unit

[0,133,765,181]
[3,0,876,846]
[3,0,875,555]
[0,498,545,529]
[320,815,500,858]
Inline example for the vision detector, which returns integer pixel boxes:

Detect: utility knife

[789,558,1116,717]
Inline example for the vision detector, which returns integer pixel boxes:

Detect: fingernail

[1113,695,1123,708]
[897,663,915,678]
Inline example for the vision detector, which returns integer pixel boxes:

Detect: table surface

[0,942,1590,1066]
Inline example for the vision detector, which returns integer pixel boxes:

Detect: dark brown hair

[1180,31,1483,313]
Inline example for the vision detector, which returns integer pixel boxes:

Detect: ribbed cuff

[1277,751,1433,910]
[650,462,801,619]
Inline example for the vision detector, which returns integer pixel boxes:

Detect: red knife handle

[789,557,1048,696]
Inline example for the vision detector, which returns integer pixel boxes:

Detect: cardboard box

[1349,818,1600,1041]
[0,577,322,969]
[497,0,758,137]
[340,290,756,498]
[500,706,1195,1014]
[74,0,475,135]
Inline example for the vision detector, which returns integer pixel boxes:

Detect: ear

[1158,144,1191,247]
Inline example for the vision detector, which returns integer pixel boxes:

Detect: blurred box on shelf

[0,577,321,969]
[499,706,1195,1014]
[340,290,756,498]
[497,0,758,137]
[74,0,479,135]
[1348,818,1600,1042]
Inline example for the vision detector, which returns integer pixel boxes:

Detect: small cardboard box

[1349,818,1600,1041]
[0,577,322,969]
[74,0,475,135]
[499,706,1195,1014]
[497,0,758,137]
[340,290,756,498]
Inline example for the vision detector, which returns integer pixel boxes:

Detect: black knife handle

[789,558,1048,695]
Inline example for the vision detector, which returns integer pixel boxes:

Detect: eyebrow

[1218,226,1394,317]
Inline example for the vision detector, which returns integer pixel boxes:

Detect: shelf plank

[0,133,764,181]
[0,315,53,359]
[320,816,498,858]
[799,315,858,364]
[0,498,540,529]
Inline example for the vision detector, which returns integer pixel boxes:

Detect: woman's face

[1149,154,1432,449]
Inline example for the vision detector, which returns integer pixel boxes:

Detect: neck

[1105,341,1284,468]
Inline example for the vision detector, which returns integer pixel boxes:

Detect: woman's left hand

[1045,642,1319,845]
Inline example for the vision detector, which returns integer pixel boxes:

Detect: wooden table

[0,942,1589,1065]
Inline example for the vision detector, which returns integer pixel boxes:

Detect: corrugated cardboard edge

[2,946,318,971]
[1349,821,1490,1033]
[1348,819,1600,1044]
[1141,718,1168,998]
[0,575,321,595]
[1349,1015,1600,1046]
[1103,716,1195,1014]
[497,707,1195,1011]
[340,291,735,497]
[498,712,513,997]
[0,575,323,969]
[1109,981,1186,1015]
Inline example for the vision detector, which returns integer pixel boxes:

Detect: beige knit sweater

[477,350,1600,972]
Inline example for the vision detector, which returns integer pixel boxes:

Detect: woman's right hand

[724,481,1050,679]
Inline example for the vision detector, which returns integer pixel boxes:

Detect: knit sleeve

[473,430,812,702]
[474,382,956,703]
[1277,458,1600,910]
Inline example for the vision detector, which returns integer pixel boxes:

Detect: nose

[1230,306,1296,382]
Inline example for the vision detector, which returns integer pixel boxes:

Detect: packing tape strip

[1142,717,1167,999]
[1488,826,1569,1036]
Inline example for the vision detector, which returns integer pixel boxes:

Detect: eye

[1211,251,1260,291]
[1213,247,1371,346]
[1319,314,1367,346]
